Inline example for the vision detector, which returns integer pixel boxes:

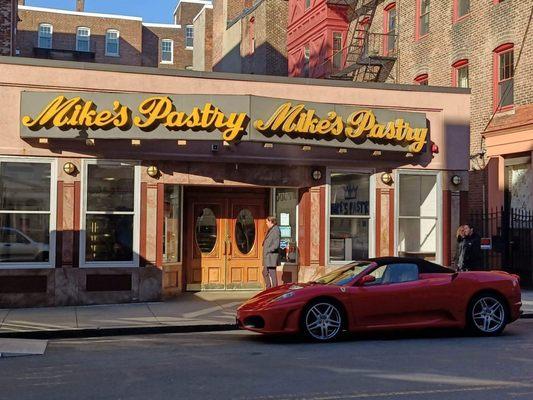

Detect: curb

[0,323,239,340]
[1,314,531,340]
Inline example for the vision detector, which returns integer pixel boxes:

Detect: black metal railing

[469,208,533,286]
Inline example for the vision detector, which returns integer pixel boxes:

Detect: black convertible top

[366,257,454,274]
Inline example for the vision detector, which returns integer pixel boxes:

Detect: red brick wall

[213,0,288,76]
[17,9,143,66]
[142,25,191,70]
[364,0,533,212]
[0,0,16,56]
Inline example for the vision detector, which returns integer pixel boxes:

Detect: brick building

[192,4,213,71]
[210,0,288,75]
[0,0,17,56]
[289,0,533,215]
[16,0,204,70]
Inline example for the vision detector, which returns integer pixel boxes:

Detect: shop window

[0,158,56,268]
[332,32,343,72]
[303,46,310,78]
[273,188,298,264]
[397,173,440,262]
[329,172,371,263]
[493,43,514,112]
[105,29,120,56]
[185,25,194,48]
[76,27,90,52]
[452,59,469,88]
[82,161,139,266]
[416,0,430,39]
[414,73,428,85]
[161,39,174,63]
[453,0,470,22]
[163,185,182,263]
[383,3,396,56]
[38,23,53,49]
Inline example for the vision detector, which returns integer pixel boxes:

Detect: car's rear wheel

[467,294,507,336]
[302,301,344,342]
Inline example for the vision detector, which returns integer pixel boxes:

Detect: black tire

[467,293,508,336]
[302,300,344,342]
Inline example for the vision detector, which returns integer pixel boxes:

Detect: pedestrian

[463,223,482,270]
[453,225,467,271]
[262,215,281,288]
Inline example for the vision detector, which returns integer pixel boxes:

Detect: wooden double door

[185,188,268,290]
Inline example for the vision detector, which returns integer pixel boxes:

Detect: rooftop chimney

[76,0,84,12]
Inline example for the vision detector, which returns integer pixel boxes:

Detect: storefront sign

[20,92,430,153]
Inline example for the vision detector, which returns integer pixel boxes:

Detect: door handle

[227,241,232,256]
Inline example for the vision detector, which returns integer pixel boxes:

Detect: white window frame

[161,39,174,64]
[76,26,91,52]
[394,169,443,265]
[326,168,376,267]
[185,25,194,49]
[38,23,53,49]
[80,160,141,268]
[105,29,120,57]
[0,156,57,270]
[270,188,299,266]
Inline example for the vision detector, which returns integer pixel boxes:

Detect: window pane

[399,174,437,217]
[330,218,369,261]
[163,185,181,263]
[87,164,134,212]
[85,214,133,262]
[420,13,429,36]
[186,27,194,47]
[499,79,514,107]
[0,214,50,263]
[330,173,370,216]
[275,188,298,263]
[458,65,469,88]
[398,218,437,261]
[458,0,469,17]
[0,162,51,211]
[107,41,118,55]
[235,209,255,255]
[196,208,217,253]
[333,33,342,70]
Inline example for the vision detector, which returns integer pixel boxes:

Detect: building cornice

[18,5,143,21]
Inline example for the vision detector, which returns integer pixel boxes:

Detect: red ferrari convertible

[236,257,522,341]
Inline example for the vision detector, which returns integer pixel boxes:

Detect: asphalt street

[1,320,533,400]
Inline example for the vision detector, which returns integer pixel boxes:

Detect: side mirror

[357,275,376,286]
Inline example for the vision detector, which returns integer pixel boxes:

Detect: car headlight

[272,291,295,302]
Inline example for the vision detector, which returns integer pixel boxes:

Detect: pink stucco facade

[0,57,470,307]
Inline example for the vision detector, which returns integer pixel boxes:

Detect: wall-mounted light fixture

[451,175,462,186]
[147,165,159,178]
[63,162,77,175]
[312,169,322,181]
[381,172,393,185]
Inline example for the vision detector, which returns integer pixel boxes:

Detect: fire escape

[325,0,398,82]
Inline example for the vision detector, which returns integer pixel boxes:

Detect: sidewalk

[0,291,258,339]
[0,290,531,339]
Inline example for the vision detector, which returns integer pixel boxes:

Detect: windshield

[313,262,372,286]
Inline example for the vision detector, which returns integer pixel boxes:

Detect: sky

[26,0,180,24]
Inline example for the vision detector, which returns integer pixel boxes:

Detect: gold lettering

[134,96,172,128]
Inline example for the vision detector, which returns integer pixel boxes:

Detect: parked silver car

[0,227,49,262]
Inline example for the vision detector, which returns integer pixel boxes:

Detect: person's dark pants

[262,266,278,288]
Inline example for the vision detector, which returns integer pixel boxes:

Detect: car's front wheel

[302,301,344,342]
[467,294,507,336]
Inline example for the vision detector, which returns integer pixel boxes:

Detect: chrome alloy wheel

[472,297,506,333]
[304,302,342,341]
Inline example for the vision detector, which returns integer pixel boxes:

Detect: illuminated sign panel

[20,92,430,153]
